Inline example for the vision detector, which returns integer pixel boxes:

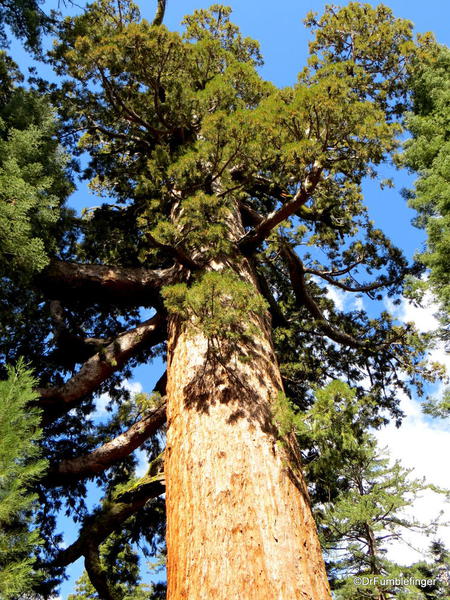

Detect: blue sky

[8,0,450,596]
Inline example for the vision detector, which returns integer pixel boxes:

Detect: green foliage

[402,540,450,599]
[321,435,445,599]
[145,192,234,262]
[422,389,450,419]
[163,269,267,347]
[274,380,448,598]
[304,3,423,115]
[270,390,298,439]
[68,567,166,600]
[0,51,72,280]
[402,45,450,323]
[0,360,47,598]
[0,0,52,52]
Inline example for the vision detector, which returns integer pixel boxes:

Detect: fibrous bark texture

[165,295,332,599]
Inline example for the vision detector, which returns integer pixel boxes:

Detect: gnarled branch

[304,267,389,295]
[54,456,165,569]
[39,313,166,416]
[238,167,323,253]
[47,402,166,485]
[39,260,180,308]
[280,243,367,349]
[152,0,166,26]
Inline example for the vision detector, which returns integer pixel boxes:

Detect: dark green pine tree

[0,360,47,598]
[401,44,450,420]
[400,540,450,600]
[0,2,447,598]
[402,45,450,320]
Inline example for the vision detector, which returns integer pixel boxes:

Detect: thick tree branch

[238,167,323,253]
[39,260,179,307]
[280,243,367,349]
[39,313,166,415]
[85,544,120,600]
[54,457,165,569]
[47,402,166,485]
[238,199,263,228]
[49,300,112,365]
[152,0,166,26]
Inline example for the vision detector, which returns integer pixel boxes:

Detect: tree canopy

[0,1,448,597]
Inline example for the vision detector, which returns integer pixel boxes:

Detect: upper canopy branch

[152,0,167,26]
[238,167,323,253]
[97,67,163,138]
[280,243,367,349]
[39,259,180,308]
[304,267,390,295]
[38,313,166,418]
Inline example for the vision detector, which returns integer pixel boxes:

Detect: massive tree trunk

[164,257,332,599]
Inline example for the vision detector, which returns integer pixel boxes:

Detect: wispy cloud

[92,379,143,420]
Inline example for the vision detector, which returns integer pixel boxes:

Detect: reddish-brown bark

[164,273,332,599]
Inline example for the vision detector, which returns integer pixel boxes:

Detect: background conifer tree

[0,360,47,598]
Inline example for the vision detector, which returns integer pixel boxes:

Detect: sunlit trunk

[164,256,332,599]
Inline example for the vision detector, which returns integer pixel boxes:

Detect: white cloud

[324,285,365,313]
[353,295,365,312]
[369,293,450,565]
[326,286,346,311]
[374,391,450,565]
[384,293,440,333]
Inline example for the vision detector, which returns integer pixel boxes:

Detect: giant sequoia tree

[0,1,444,599]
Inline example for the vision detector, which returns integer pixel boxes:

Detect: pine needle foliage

[402,45,450,324]
[0,360,47,598]
[0,51,72,281]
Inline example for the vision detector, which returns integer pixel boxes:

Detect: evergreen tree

[321,435,444,600]
[0,2,446,598]
[401,44,450,419]
[0,360,47,598]
[0,50,72,282]
[278,380,448,600]
[405,540,450,599]
[402,45,450,322]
